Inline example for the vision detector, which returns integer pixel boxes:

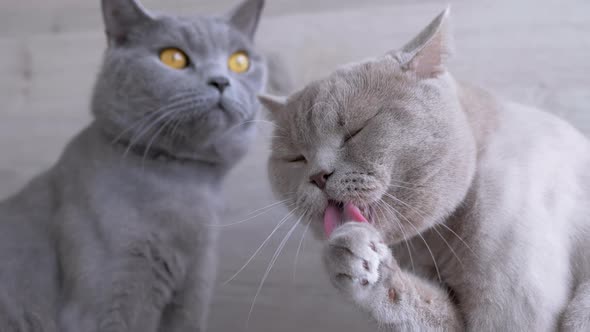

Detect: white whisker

[223,207,298,285]
[247,211,304,325]
[384,192,475,257]
[247,197,294,216]
[437,222,476,256]
[293,213,312,282]
[388,184,427,193]
[379,199,442,283]
[141,108,186,165]
[207,200,294,228]
[125,98,196,155]
[375,200,415,274]
[383,193,464,267]
[111,92,196,145]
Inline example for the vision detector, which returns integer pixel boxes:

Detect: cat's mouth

[323,200,372,237]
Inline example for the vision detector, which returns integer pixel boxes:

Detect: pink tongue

[323,204,341,238]
[344,202,368,223]
[323,202,368,237]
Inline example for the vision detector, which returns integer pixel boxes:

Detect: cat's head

[92,0,266,165]
[262,9,478,243]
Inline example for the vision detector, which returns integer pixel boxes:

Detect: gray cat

[0,0,266,331]
[261,8,590,331]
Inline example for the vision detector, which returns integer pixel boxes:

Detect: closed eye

[344,127,364,143]
[287,155,307,163]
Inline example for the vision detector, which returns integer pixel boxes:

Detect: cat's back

[474,97,590,268]
[480,98,589,184]
[477,99,590,220]
[491,101,588,161]
[0,170,59,255]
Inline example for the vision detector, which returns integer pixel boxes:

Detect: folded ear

[227,0,265,40]
[101,0,153,45]
[393,7,453,79]
[258,94,287,116]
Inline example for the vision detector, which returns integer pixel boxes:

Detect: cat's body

[0,125,222,331]
[261,9,590,331]
[0,0,266,330]
[392,84,590,330]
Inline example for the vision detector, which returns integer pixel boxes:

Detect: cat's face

[263,10,478,243]
[92,0,266,164]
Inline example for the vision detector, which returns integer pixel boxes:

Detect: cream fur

[261,8,590,331]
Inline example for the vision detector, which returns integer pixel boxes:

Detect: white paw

[323,222,394,304]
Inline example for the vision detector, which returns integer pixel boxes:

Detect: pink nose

[310,171,332,189]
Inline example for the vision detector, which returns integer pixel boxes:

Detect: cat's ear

[227,0,265,40]
[101,0,153,45]
[258,94,287,116]
[392,7,453,79]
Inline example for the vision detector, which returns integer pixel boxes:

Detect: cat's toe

[324,222,392,300]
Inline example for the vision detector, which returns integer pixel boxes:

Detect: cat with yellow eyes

[261,9,590,331]
[0,0,266,331]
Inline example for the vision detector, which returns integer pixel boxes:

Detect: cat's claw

[323,222,395,304]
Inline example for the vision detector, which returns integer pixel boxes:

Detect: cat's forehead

[134,15,253,54]
[286,62,397,130]
[284,82,345,141]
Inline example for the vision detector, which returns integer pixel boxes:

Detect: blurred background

[0,0,589,331]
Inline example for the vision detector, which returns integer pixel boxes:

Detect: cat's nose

[310,171,333,190]
[208,76,230,93]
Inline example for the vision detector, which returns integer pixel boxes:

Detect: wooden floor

[0,0,589,331]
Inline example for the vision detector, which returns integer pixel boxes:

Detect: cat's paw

[323,222,396,305]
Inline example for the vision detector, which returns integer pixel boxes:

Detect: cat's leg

[561,281,590,331]
[61,242,179,332]
[96,242,189,332]
[0,295,58,332]
[324,222,462,331]
[158,233,217,332]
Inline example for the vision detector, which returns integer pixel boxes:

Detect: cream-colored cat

[260,9,590,331]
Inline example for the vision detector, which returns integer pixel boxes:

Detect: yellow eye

[159,48,189,69]
[228,51,250,73]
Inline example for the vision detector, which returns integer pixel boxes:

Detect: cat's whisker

[141,108,187,164]
[169,116,185,140]
[112,107,169,146]
[382,193,465,267]
[245,197,294,217]
[372,199,386,228]
[131,100,190,141]
[293,213,313,282]
[375,199,415,274]
[111,93,196,145]
[167,110,191,141]
[209,199,294,228]
[379,199,442,283]
[124,98,197,156]
[389,179,424,187]
[383,192,476,257]
[372,200,412,291]
[247,210,305,325]
[436,222,476,256]
[387,184,428,194]
[431,224,465,268]
[223,207,298,285]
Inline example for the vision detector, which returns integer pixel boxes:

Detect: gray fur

[0,0,266,331]
[262,8,590,331]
